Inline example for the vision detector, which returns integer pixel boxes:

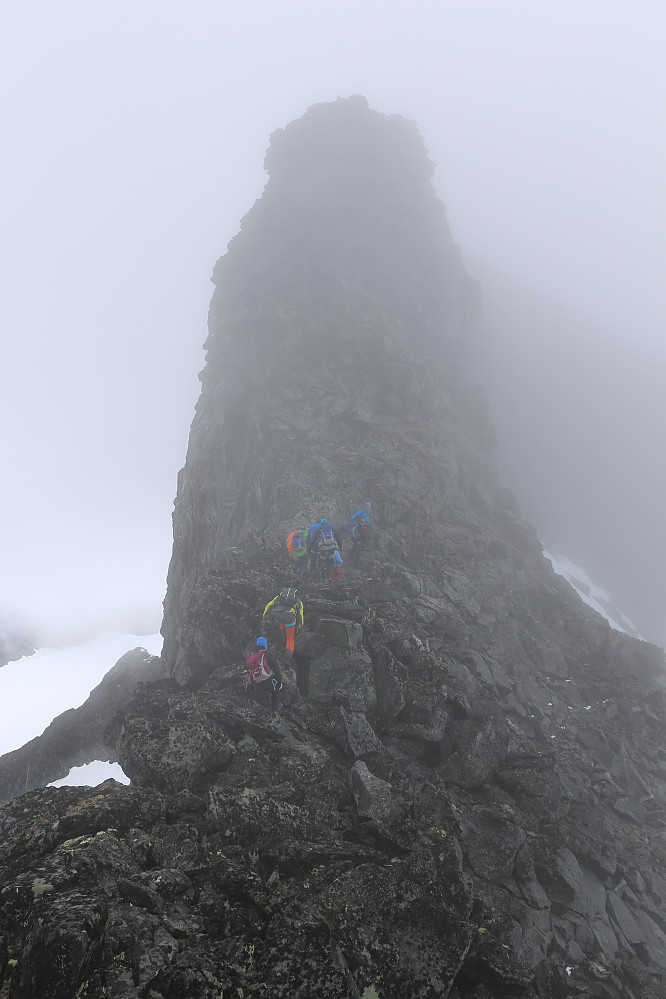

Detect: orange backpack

[286,529,307,557]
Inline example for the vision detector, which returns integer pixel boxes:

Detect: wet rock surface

[1,97,666,998]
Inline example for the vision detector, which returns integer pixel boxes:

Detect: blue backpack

[318,523,337,554]
[308,521,322,542]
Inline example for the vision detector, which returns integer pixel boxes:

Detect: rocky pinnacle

[0,97,665,999]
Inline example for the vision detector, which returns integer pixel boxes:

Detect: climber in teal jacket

[348,502,373,564]
[349,502,372,528]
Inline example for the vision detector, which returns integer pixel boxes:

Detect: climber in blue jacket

[348,502,373,564]
[306,520,322,572]
[349,502,372,528]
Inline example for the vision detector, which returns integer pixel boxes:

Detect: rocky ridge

[0,97,665,999]
[0,648,161,806]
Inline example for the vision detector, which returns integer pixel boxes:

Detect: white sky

[1,1,664,644]
[50,760,129,788]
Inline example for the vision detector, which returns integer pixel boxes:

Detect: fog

[1,2,664,647]
[472,277,666,647]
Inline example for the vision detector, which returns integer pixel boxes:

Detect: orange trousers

[279,622,296,654]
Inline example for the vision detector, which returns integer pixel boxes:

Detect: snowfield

[544,551,642,639]
[1,631,162,785]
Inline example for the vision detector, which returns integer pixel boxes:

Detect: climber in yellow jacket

[262,586,304,655]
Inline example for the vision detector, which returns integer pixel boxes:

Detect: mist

[1,1,664,647]
[471,273,666,648]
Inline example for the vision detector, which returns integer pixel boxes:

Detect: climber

[246,637,282,710]
[348,520,370,565]
[306,519,323,572]
[348,501,373,564]
[310,519,343,579]
[262,586,304,655]
[286,527,309,575]
[349,502,372,529]
[331,547,343,581]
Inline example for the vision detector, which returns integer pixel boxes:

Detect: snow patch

[0,632,162,757]
[544,551,642,638]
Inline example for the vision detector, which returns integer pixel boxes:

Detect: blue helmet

[257,637,268,648]
[321,518,328,524]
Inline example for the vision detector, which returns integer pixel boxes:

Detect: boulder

[351,761,396,823]
[308,648,377,714]
[372,646,409,730]
[116,716,235,793]
[317,616,364,649]
[326,706,385,760]
[439,717,502,788]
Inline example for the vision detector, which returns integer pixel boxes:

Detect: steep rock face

[1,98,666,999]
[161,94,480,682]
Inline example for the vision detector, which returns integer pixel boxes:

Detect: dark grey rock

[607,890,645,946]
[326,705,385,760]
[308,648,377,713]
[351,760,396,823]
[535,845,582,908]
[465,809,526,881]
[439,716,502,787]
[372,646,408,730]
[630,908,666,969]
[317,616,364,648]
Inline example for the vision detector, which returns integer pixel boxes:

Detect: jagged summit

[0,99,665,999]
[217,95,469,335]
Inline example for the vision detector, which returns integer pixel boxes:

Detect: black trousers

[252,679,280,711]
[319,554,335,579]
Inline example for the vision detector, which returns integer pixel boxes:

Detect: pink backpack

[246,650,272,684]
